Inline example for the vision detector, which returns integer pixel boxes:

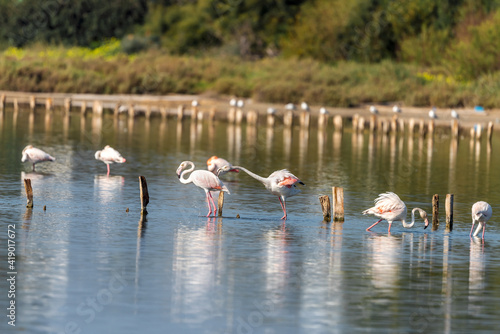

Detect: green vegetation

[1,0,500,107]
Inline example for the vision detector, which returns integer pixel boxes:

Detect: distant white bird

[319,107,328,115]
[470,201,493,239]
[429,107,437,119]
[451,109,459,119]
[229,98,237,107]
[267,107,277,115]
[237,100,245,108]
[369,105,378,114]
[21,145,55,171]
[300,102,310,111]
[285,103,296,111]
[393,105,401,113]
[191,100,199,107]
[95,145,126,176]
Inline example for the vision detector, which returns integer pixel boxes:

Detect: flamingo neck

[179,162,195,184]
[232,166,269,185]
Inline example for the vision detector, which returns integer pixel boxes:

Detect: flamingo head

[217,165,232,177]
[176,161,190,178]
[207,156,218,172]
[418,209,429,229]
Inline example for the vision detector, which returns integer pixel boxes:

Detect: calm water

[1,108,500,334]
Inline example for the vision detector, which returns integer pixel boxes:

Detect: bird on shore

[285,103,296,111]
[206,156,239,176]
[300,102,310,111]
[221,165,304,220]
[176,161,230,217]
[429,107,437,119]
[95,145,126,176]
[393,105,401,113]
[369,105,378,114]
[451,109,459,119]
[319,107,328,114]
[470,201,492,239]
[21,145,55,171]
[363,192,429,233]
[267,107,277,115]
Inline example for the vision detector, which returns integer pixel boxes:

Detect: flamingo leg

[469,221,475,238]
[278,197,287,220]
[208,191,217,217]
[388,222,392,234]
[366,218,383,231]
[482,224,486,240]
[205,191,213,217]
[106,164,110,176]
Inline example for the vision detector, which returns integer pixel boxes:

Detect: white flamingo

[95,145,126,176]
[470,201,493,239]
[21,145,55,171]
[363,192,429,233]
[206,156,238,176]
[176,161,230,217]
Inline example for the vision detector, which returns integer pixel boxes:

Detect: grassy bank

[1,42,500,109]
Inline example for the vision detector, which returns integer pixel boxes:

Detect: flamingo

[176,161,230,217]
[21,145,55,171]
[221,165,304,219]
[470,201,493,239]
[95,145,126,176]
[206,156,238,176]
[363,192,429,233]
[393,105,401,113]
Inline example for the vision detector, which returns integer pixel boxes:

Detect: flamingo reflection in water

[176,161,230,217]
[470,201,493,240]
[363,192,429,233]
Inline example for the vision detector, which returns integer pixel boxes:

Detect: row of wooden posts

[319,189,455,232]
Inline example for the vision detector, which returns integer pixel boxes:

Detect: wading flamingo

[470,201,492,239]
[221,165,304,220]
[21,145,55,171]
[206,156,239,176]
[363,192,429,233]
[176,161,230,217]
[95,145,126,176]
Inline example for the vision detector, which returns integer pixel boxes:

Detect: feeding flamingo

[470,201,493,239]
[221,165,304,220]
[21,145,55,171]
[95,145,126,176]
[363,192,429,233]
[176,161,230,217]
[206,156,239,176]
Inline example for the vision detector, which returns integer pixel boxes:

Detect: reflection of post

[247,123,257,149]
[45,109,53,133]
[432,194,439,231]
[139,176,149,214]
[442,235,453,333]
[266,126,274,154]
[445,194,453,232]
[299,128,308,166]
[235,124,242,162]
[283,127,292,161]
[487,121,493,143]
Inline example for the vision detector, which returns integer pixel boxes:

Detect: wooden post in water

[352,114,359,132]
[29,95,36,111]
[235,108,244,124]
[300,111,310,129]
[13,98,19,112]
[369,114,377,132]
[24,179,33,208]
[45,98,53,111]
[475,124,482,140]
[177,105,184,121]
[228,107,236,123]
[218,191,224,217]
[428,120,435,136]
[419,119,425,137]
[318,113,328,129]
[139,176,149,214]
[333,115,343,132]
[487,121,494,142]
[267,113,275,127]
[93,101,103,115]
[332,187,344,222]
[408,118,415,135]
[284,110,293,128]
[391,115,398,133]
[128,104,135,118]
[64,98,71,114]
[160,107,168,120]
[81,101,87,115]
[451,119,459,138]
[145,105,152,120]
[209,107,216,122]
[432,194,439,231]
[358,116,365,132]
[247,110,258,126]
[0,94,5,110]
[319,195,331,222]
[445,194,454,232]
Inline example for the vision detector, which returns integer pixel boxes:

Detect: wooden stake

[319,195,331,222]
[487,121,493,142]
[300,111,310,128]
[391,115,398,133]
[160,107,168,120]
[228,107,236,123]
[247,110,258,125]
[218,191,224,217]
[128,104,135,118]
[445,194,453,232]
[475,124,482,140]
[81,101,87,115]
[352,114,359,131]
[64,98,71,114]
[267,114,275,127]
[93,100,103,115]
[333,115,343,132]
[284,110,294,128]
[428,120,435,136]
[45,98,53,111]
[358,116,365,132]
[332,187,344,222]
[209,107,216,122]
[29,95,36,111]
[432,194,439,231]
[13,98,18,112]
[139,176,149,214]
[369,114,377,132]
[235,108,244,124]
[408,118,415,134]
[24,179,33,208]
[0,94,5,110]
[177,105,184,121]
[451,119,459,138]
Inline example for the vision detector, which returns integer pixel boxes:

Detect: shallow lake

[1,108,500,333]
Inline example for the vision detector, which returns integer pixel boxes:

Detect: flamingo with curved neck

[220,165,304,220]
[176,161,230,217]
[470,201,493,239]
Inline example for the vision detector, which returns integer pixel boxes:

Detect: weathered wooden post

[319,195,331,222]
[177,105,184,121]
[139,176,149,214]
[369,114,377,132]
[24,179,33,208]
[235,108,244,124]
[13,98,19,112]
[451,119,459,138]
[128,104,135,118]
[352,114,359,132]
[228,107,236,124]
[428,119,435,136]
[81,101,87,115]
[93,100,103,115]
[209,107,216,122]
[432,194,439,231]
[247,110,258,126]
[45,98,53,111]
[0,94,5,110]
[419,119,425,137]
[64,98,71,114]
[267,110,276,127]
[332,187,344,222]
[487,121,493,142]
[358,116,365,132]
[283,110,293,128]
[398,119,405,133]
[445,194,453,232]
[29,95,36,111]
[299,111,310,129]
[333,115,343,132]
[160,106,168,120]
[408,118,415,135]
[391,115,398,133]
[218,191,224,217]
[145,105,152,120]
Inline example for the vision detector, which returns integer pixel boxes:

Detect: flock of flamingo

[21,145,493,239]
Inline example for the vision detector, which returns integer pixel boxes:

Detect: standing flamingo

[363,192,429,233]
[176,161,230,217]
[95,145,126,176]
[470,201,493,239]
[221,165,304,220]
[206,156,239,176]
[21,145,55,171]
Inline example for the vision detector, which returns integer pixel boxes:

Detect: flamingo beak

[424,218,429,229]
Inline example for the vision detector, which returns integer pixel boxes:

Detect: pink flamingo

[470,201,493,239]
[363,192,429,233]
[221,165,304,219]
[95,145,126,176]
[21,145,55,171]
[176,161,230,217]
[206,156,239,176]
